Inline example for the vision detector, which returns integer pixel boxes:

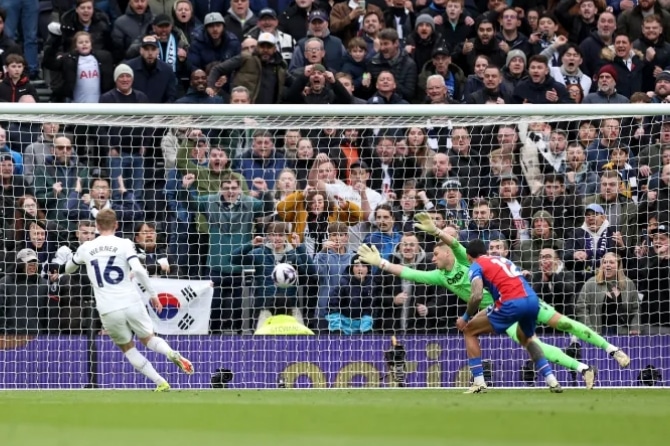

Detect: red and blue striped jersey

[468,256,534,306]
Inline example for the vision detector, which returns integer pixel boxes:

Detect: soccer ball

[272,263,298,288]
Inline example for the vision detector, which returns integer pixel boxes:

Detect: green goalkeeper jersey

[399,239,494,309]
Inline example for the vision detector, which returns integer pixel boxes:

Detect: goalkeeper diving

[356,212,631,389]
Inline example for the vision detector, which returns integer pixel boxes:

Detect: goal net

[0,103,667,389]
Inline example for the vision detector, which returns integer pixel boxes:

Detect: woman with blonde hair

[277,187,363,256]
[576,252,640,336]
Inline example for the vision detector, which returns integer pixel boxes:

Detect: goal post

[0,103,668,389]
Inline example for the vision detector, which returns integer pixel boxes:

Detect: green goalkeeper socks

[555,315,613,351]
[505,325,587,372]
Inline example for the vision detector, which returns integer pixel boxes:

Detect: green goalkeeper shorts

[504,300,558,341]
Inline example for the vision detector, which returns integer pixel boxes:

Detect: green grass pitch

[0,389,668,446]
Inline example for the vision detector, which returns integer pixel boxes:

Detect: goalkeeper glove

[356,244,382,267]
[414,212,439,236]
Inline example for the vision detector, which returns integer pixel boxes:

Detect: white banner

[136,278,214,335]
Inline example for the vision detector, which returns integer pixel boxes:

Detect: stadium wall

[0,336,667,389]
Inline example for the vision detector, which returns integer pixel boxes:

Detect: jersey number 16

[91,256,125,287]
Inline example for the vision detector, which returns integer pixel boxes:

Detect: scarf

[581,220,610,272]
[159,34,178,72]
[559,65,584,85]
[90,199,112,219]
[306,212,329,253]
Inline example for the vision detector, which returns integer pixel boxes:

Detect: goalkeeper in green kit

[356,213,631,389]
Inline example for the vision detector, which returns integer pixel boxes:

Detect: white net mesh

[0,104,668,389]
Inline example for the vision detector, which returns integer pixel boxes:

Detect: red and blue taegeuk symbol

[155,292,180,320]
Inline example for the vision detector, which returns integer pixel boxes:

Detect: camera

[211,368,234,388]
[638,365,662,386]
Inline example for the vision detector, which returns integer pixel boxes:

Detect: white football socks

[146,336,173,357]
[125,347,165,385]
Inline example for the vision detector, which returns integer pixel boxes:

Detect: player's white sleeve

[64,247,84,274]
[128,256,157,297]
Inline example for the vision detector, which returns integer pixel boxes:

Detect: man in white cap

[188,12,241,70]
[206,31,286,104]
[100,64,148,103]
[245,8,296,63]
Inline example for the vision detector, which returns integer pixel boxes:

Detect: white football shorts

[100,301,154,345]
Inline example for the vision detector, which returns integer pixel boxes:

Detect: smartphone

[359,0,366,8]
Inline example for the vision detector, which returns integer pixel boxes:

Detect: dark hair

[466,239,487,258]
[544,173,565,185]
[528,54,549,67]
[374,203,394,218]
[559,43,582,59]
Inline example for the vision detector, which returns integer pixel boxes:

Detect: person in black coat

[513,55,572,104]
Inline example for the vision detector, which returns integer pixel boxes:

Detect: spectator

[548,43,592,94]
[0,8,22,68]
[583,65,629,104]
[48,0,113,53]
[279,0,320,41]
[231,221,316,330]
[522,173,583,239]
[577,252,640,335]
[530,249,576,331]
[125,34,178,103]
[596,34,646,100]
[176,68,225,104]
[497,8,532,56]
[405,15,446,80]
[418,46,466,103]
[187,12,241,70]
[99,65,149,202]
[0,125,23,175]
[276,186,363,256]
[586,118,627,173]
[171,0,202,43]
[341,37,369,89]
[288,10,346,73]
[326,254,375,334]
[112,0,154,61]
[224,0,257,39]
[579,11,616,77]
[616,0,670,43]
[0,249,49,337]
[502,49,529,93]
[489,174,530,245]
[134,221,181,277]
[66,175,144,234]
[1,0,39,78]
[313,222,354,327]
[191,173,267,332]
[459,199,504,248]
[602,146,639,203]
[452,18,506,76]
[367,70,409,104]
[633,15,670,93]
[0,154,31,248]
[513,55,572,104]
[555,0,598,45]
[206,31,286,104]
[33,135,87,227]
[514,210,564,273]
[42,31,115,103]
[0,54,38,103]
[246,8,296,64]
[375,232,441,333]
[562,144,599,197]
[441,0,473,51]
[363,203,402,260]
[633,223,670,333]
[330,0,383,46]
[364,28,418,101]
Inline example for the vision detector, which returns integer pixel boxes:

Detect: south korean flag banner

[136,278,214,335]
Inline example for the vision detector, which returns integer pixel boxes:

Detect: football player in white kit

[65,209,193,391]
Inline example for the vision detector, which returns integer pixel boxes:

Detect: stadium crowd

[0,0,670,337]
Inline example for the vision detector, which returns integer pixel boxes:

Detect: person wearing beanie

[405,13,445,86]
[652,69,670,103]
[502,48,528,92]
[582,64,629,104]
[100,63,148,103]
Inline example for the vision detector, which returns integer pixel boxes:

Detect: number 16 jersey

[468,256,535,308]
[72,235,142,315]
